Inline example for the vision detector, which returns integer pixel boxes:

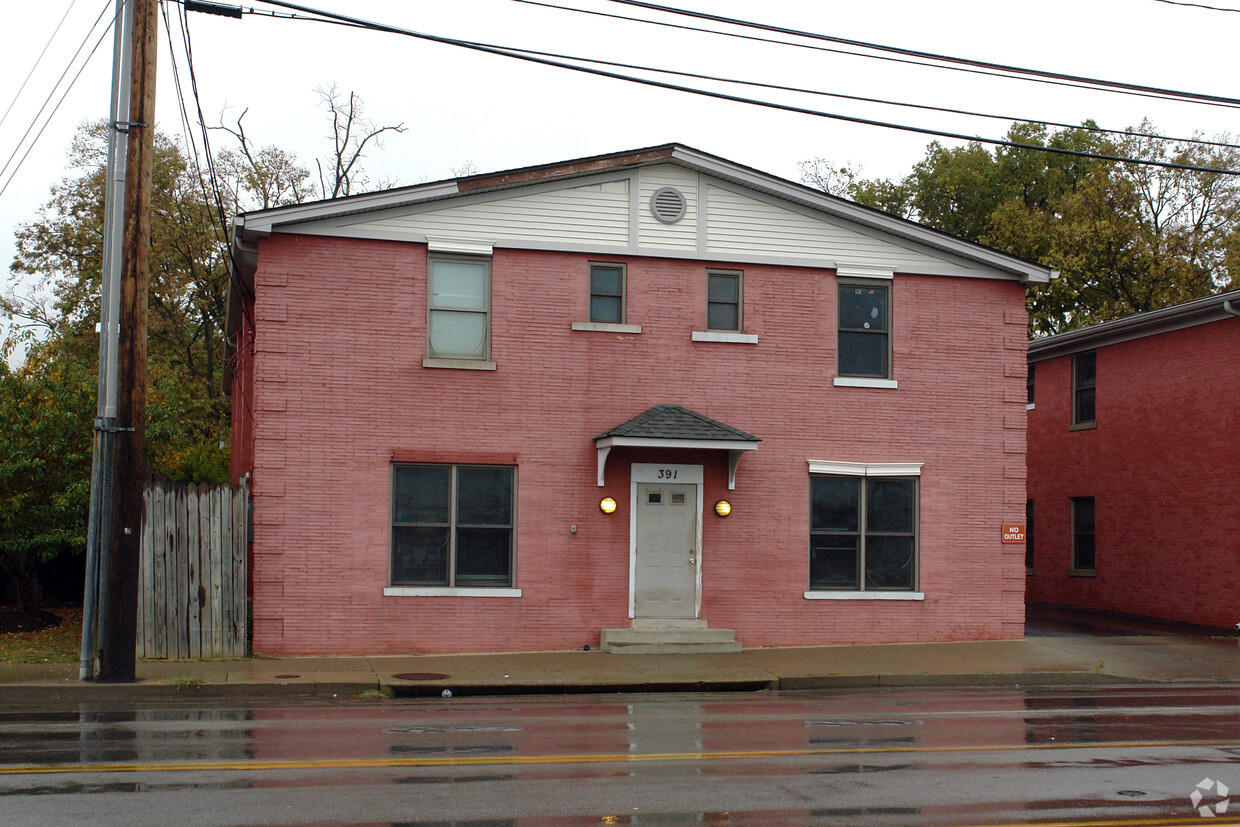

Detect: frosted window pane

[430,310,487,358]
[431,260,487,309]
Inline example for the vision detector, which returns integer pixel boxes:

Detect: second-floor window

[1073,351,1096,426]
[428,255,490,360]
[589,263,626,324]
[706,270,742,332]
[838,282,890,379]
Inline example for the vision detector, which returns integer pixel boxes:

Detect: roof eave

[1029,289,1240,361]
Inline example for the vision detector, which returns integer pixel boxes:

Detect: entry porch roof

[594,405,760,490]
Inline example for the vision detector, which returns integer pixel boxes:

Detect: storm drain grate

[392,672,452,681]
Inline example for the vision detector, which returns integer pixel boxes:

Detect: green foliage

[802,121,1240,333]
[0,344,94,610]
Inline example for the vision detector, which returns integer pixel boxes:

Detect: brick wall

[1026,320,1240,629]
[245,234,1030,654]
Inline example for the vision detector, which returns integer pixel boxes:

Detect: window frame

[426,254,492,363]
[1026,362,1036,409]
[836,279,893,381]
[1070,496,1096,575]
[805,461,922,599]
[588,262,627,325]
[705,269,743,333]
[1072,351,1096,428]
[389,462,516,590]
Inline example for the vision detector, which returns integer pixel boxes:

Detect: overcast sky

[2,0,1238,328]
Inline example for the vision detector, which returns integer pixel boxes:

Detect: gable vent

[650,187,687,224]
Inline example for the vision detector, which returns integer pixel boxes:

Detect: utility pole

[96,0,157,683]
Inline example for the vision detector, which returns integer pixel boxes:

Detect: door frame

[629,463,703,619]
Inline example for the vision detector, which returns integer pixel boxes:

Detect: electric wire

[1153,0,1240,11]
[246,0,1240,176]
[493,41,1240,151]
[605,0,1240,108]
[513,0,1240,111]
[0,0,83,132]
[0,7,114,200]
[0,0,114,197]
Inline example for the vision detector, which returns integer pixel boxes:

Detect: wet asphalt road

[0,685,1237,826]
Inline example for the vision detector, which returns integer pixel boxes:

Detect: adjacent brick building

[1026,291,1240,629]
[226,144,1053,656]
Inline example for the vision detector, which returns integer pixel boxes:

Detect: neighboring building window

[1071,497,1095,572]
[391,464,515,587]
[838,282,890,378]
[428,256,490,360]
[589,263,626,324]
[1025,500,1034,571]
[810,475,917,591]
[707,270,742,332]
[1073,351,1096,426]
[1027,363,1036,406]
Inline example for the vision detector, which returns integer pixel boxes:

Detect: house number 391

[657,469,678,480]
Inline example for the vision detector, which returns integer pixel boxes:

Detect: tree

[314,84,406,198]
[802,122,1240,333]
[0,340,93,611]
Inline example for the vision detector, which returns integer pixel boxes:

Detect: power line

[0,6,114,200]
[606,0,1240,108]
[493,40,1240,151]
[0,0,114,197]
[512,0,1240,111]
[246,0,1240,176]
[1153,0,1240,11]
[0,0,83,132]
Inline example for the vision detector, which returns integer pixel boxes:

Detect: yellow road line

[0,738,1236,776]
[978,819,1240,827]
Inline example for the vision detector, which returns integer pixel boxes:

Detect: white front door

[633,482,698,618]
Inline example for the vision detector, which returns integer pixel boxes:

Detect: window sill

[1069,421,1096,431]
[384,587,522,597]
[691,330,758,344]
[1068,569,1096,578]
[422,358,497,371]
[1026,403,1035,411]
[804,590,924,600]
[833,377,898,389]
[571,321,642,334]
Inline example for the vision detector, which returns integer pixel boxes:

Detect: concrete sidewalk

[4,607,1237,699]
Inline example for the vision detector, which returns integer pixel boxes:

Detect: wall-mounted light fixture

[714,499,732,517]
[600,497,618,514]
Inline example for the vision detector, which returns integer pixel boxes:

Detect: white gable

[255,163,1010,279]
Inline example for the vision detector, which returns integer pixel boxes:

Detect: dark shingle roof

[596,405,759,443]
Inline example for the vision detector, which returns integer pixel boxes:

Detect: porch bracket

[596,445,612,487]
[727,449,745,490]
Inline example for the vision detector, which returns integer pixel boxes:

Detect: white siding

[352,180,631,246]
[637,165,699,251]
[705,185,975,273]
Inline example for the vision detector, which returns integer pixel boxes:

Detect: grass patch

[356,689,385,699]
[0,605,82,665]
[171,675,204,689]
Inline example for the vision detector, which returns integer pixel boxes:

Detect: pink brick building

[226,145,1052,656]
[1026,291,1240,629]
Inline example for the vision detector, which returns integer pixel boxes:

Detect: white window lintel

[807,460,923,477]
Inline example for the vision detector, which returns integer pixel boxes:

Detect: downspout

[1224,299,1240,319]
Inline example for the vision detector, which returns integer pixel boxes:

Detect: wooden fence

[138,479,249,659]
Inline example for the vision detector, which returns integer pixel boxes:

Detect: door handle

[689,549,696,563]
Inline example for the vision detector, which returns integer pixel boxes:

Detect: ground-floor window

[810,473,918,591]
[391,463,515,587]
[1071,496,1095,573]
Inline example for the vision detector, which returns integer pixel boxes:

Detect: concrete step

[600,626,742,654]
